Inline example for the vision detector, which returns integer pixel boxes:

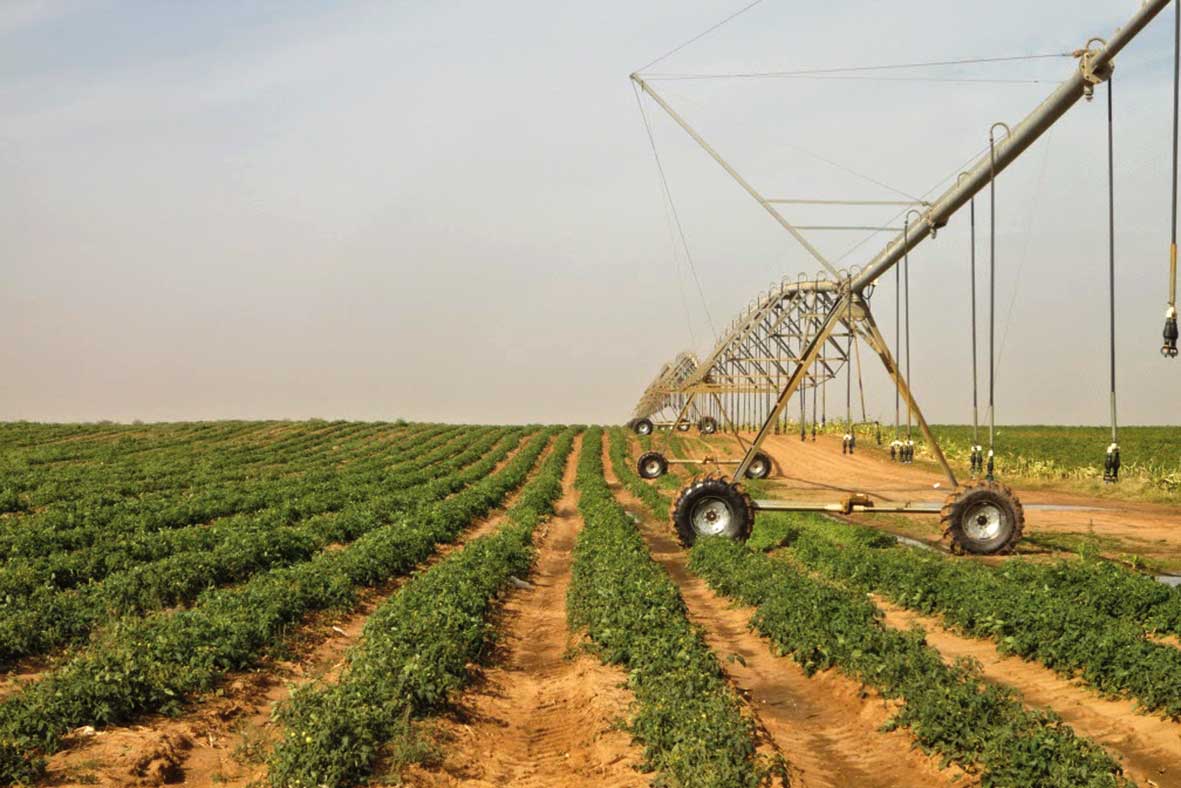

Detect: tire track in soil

[873,596,1181,787]
[402,434,648,788]
[40,434,555,788]
[601,443,963,788]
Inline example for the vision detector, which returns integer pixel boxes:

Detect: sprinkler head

[1163,307,1178,358]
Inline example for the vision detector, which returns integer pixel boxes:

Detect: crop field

[0,420,1179,787]
[913,426,1181,492]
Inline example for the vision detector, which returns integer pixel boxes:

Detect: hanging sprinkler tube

[901,209,925,464]
[1167,0,1180,357]
[987,122,1012,482]
[959,172,984,477]
[1105,77,1121,482]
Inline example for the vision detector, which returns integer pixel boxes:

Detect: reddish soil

[403,435,648,787]
[601,445,964,788]
[874,596,1181,786]
[41,436,553,787]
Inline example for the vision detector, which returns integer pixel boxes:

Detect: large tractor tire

[698,416,718,435]
[670,475,755,547]
[744,451,773,480]
[941,481,1024,555]
[633,418,654,436]
[637,451,669,480]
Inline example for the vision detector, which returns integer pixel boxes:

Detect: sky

[2,0,1180,425]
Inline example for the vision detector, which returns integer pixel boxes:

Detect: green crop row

[267,429,577,786]
[996,557,1181,636]
[0,427,555,784]
[0,423,445,560]
[568,429,764,788]
[780,515,1181,718]
[0,424,465,592]
[0,428,515,668]
[0,421,377,511]
[689,539,1129,787]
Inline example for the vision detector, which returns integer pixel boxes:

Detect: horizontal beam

[851,0,1171,292]
[767,199,925,207]
[753,499,944,515]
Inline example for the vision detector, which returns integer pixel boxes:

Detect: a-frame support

[733,293,957,489]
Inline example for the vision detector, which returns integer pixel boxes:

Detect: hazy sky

[3,0,1180,425]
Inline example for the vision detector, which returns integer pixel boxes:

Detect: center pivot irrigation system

[629,0,1181,555]
[631,276,860,482]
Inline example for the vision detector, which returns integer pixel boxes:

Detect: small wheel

[699,416,718,435]
[676,422,691,432]
[670,475,754,547]
[941,481,1024,555]
[634,418,654,436]
[744,451,773,480]
[637,451,669,480]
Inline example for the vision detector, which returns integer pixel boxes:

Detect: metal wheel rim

[690,496,734,537]
[638,423,652,435]
[642,458,662,477]
[749,458,768,477]
[963,501,1006,542]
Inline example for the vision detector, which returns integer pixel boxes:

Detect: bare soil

[601,444,964,788]
[403,435,648,787]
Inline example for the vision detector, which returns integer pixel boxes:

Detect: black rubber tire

[637,451,669,480]
[698,416,718,435]
[669,475,754,547]
[634,418,654,436]
[676,422,691,432]
[744,451,773,480]
[941,481,1024,555]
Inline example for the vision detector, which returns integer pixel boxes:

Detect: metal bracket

[1077,37,1112,101]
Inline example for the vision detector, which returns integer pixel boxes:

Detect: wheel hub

[963,501,1005,542]
[644,460,661,476]
[691,497,733,536]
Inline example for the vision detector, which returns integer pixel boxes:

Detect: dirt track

[602,445,963,788]
[405,435,647,787]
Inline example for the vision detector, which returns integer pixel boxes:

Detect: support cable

[635,0,768,74]
[632,84,718,340]
[645,75,1050,85]
[645,52,1072,80]
[1105,78,1121,483]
